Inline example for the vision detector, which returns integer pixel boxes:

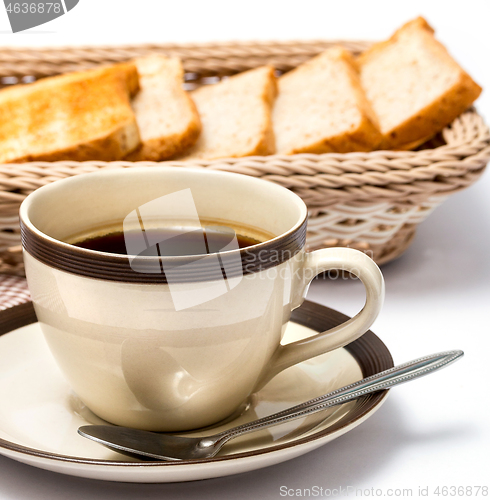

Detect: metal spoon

[78,350,462,461]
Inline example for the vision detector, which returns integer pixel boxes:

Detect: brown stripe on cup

[20,217,307,283]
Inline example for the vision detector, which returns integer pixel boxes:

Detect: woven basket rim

[0,39,373,78]
[0,39,373,53]
[0,38,373,48]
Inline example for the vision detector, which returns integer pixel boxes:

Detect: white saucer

[0,301,392,483]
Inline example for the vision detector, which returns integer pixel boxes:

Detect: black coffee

[73,226,263,256]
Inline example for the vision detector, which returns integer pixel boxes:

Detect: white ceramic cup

[20,167,384,431]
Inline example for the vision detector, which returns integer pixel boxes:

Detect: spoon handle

[212,350,463,445]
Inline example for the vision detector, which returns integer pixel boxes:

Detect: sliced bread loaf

[0,63,140,163]
[273,46,382,155]
[178,66,277,160]
[357,17,482,150]
[125,55,201,161]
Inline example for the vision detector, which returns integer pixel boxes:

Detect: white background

[0,0,489,498]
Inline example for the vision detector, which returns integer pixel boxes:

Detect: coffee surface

[74,226,263,256]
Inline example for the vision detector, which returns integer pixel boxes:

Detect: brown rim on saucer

[0,300,393,468]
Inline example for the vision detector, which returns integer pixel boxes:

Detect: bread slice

[357,17,482,150]
[125,55,201,161]
[0,63,141,163]
[178,66,277,160]
[273,46,382,155]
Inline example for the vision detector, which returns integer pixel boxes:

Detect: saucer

[0,301,393,483]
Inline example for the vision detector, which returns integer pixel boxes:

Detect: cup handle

[255,248,385,390]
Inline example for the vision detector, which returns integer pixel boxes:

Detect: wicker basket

[0,40,489,276]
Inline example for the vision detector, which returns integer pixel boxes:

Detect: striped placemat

[0,275,30,311]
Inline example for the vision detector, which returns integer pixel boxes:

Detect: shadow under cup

[19,167,309,431]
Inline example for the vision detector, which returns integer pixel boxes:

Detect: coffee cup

[20,167,384,431]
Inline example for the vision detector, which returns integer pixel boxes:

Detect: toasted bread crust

[380,72,482,150]
[358,17,482,150]
[245,65,277,156]
[126,55,202,161]
[14,118,140,162]
[180,65,277,160]
[288,114,382,154]
[0,63,141,163]
[357,17,434,68]
[275,47,382,155]
[126,92,202,161]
